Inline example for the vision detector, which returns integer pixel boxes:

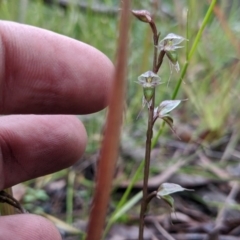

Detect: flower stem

[138,21,165,240]
[138,90,155,240]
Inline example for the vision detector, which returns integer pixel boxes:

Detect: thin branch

[138,14,166,240]
[0,190,26,213]
[86,1,130,240]
[139,89,155,240]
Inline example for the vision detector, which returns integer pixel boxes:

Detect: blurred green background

[1,0,240,238]
[2,0,239,147]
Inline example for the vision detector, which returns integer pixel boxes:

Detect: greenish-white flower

[136,71,163,109]
[135,71,163,119]
[157,33,188,74]
[136,71,162,87]
[157,33,187,52]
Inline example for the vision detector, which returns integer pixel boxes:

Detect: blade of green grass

[66,169,75,224]
[103,191,143,239]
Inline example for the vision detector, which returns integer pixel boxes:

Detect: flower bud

[131,10,152,23]
[165,51,180,72]
[143,87,154,107]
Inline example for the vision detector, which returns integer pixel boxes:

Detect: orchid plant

[132,9,190,240]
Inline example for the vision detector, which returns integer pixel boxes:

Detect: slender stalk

[138,22,165,240]
[138,91,155,240]
[146,191,157,206]
[150,22,158,73]
[188,0,217,61]
[66,169,75,224]
[156,50,166,73]
[86,2,130,240]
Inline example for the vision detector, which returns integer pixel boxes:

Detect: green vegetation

[1,0,240,238]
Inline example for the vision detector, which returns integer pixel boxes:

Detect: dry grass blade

[205,182,239,240]
[151,218,176,240]
[220,128,239,163]
[198,152,230,180]
[86,1,131,240]
[215,182,239,229]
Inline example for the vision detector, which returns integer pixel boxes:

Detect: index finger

[0,21,114,114]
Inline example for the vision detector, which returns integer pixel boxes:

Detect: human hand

[0,21,114,240]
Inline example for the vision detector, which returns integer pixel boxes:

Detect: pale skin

[0,21,114,240]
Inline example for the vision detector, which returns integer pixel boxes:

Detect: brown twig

[0,190,26,213]
[138,94,155,240]
[86,1,130,240]
[0,188,15,215]
[156,50,166,73]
